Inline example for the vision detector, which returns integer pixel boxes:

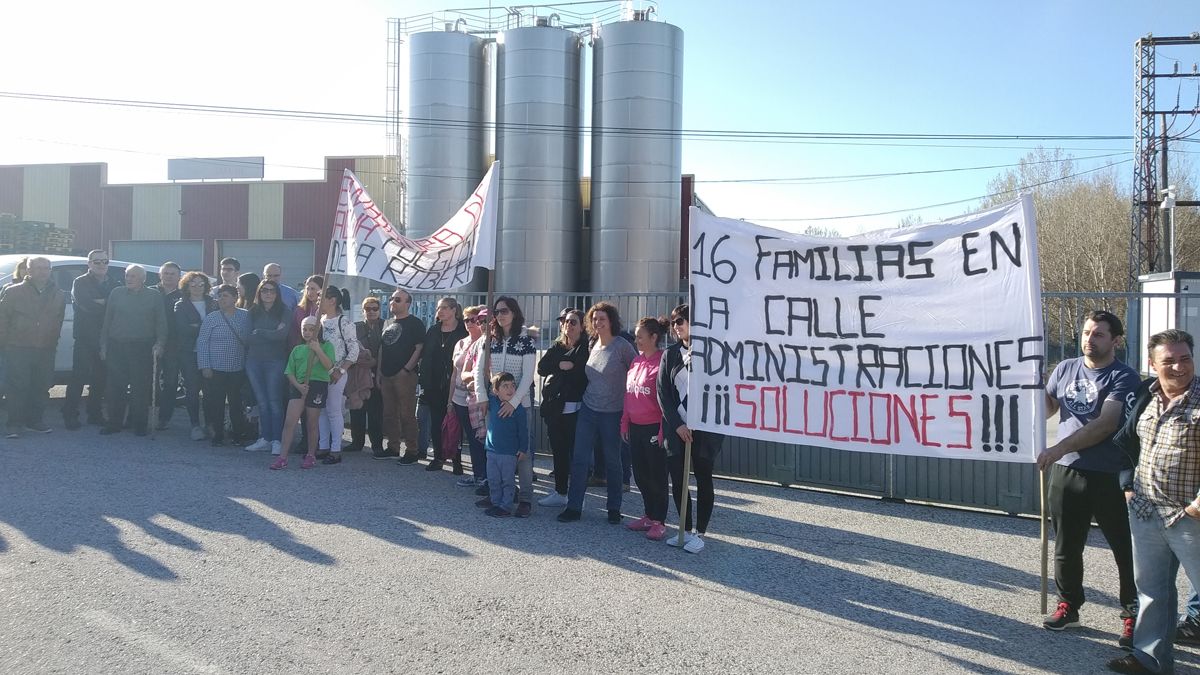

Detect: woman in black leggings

[656,303,724,554]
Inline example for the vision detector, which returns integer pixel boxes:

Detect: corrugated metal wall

[22,165,72,227]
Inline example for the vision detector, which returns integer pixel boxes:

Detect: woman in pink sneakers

[621,316,669,540]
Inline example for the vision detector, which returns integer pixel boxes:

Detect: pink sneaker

[269,457,288,470]
[645,521,667,541]
[625,515,653,532]
[301,455,316,470]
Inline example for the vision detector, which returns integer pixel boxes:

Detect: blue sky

[3,0,1200,232]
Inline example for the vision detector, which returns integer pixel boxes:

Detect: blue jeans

[455,402,486,480]
[245,358,285,442]
[487,452,517,511]
[1129,510,1200,673]
[566,404,623,513]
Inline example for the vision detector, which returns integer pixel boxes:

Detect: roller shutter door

[112,240,204,272]
[216,239,315,289]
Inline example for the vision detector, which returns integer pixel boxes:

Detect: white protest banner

[327,163,498,290]
[687,196,1044,462]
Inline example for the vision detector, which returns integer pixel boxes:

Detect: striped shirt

[1131,376,1200,525]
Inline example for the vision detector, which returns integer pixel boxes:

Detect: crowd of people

[0,252,723,553]
[5,253,1200,671]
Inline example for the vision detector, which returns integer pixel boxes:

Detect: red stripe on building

[101,186,133,252]
[69,165,105,253]
[283,158,354,272]
[0,167,23,218]
[180,183,250,272]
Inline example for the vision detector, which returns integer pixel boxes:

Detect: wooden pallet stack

[0,221,76,254]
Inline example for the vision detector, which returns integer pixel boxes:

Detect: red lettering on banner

[868,392,892,445]
[760,386,781,432]
[894,394,919,443]
[947,395,972,449]
[827,390,849,441]
[734,384,757,429]
[848,390,868,443]
[721,383,975,450]
[781,387,804,435]
[919,394,941,448]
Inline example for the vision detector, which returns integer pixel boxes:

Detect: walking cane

[149,350,160,440]
[675,439,693,548]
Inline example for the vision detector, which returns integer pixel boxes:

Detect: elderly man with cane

[99,264,166,437]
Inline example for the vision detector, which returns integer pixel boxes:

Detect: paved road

[1,418,1197,674]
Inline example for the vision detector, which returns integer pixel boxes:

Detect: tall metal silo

[494,22,583,292]
[406,28,487,239]
[591,17,684,293]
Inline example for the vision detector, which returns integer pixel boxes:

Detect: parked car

[0,254,167,383]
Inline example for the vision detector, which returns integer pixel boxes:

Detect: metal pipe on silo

[405,30,486,239]
[494,23,583,293]
[590,17,684,293]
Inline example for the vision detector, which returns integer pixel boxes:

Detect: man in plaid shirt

[1108,329,1200,674]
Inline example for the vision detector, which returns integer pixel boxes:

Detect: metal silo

[406,28,487,239]
[591,17,684,292]
[494,22,583,292]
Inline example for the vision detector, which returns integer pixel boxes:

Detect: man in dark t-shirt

[1039,310,1141,649]
[374,289,425,461]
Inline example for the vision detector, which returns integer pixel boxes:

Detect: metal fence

[385,290,1189,516]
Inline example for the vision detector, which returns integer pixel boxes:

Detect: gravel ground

[1,413,1197,674]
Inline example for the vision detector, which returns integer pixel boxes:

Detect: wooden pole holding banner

[676,440,692,548]
[478,270,496,445]
[1040,467,1049,614]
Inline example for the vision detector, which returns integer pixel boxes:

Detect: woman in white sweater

[472,295,536,517]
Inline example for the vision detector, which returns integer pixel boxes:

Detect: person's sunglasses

[494,307,511,315]
[672,317,687,326]
[563,318,580,326]
[90,259,109,265]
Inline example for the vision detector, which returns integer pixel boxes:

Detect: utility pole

[1162,114,1172,272]
[1129,33,1200,288]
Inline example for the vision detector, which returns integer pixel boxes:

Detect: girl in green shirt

[271,316,335,470]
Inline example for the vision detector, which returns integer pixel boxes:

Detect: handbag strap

[335,315,347,361]
[219,310,247,349]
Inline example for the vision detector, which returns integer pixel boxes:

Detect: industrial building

[0,3,706,293]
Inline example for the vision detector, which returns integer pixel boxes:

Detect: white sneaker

[537,492,568,507]
[270,441,282,456]
[667,531,697,548]
[244,438,270,452]
[683,533,705,554]
[190,425,205,441]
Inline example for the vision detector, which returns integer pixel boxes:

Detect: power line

[13,134,1130,187]
[0,90,1134,145]
[743,158,1133,223]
